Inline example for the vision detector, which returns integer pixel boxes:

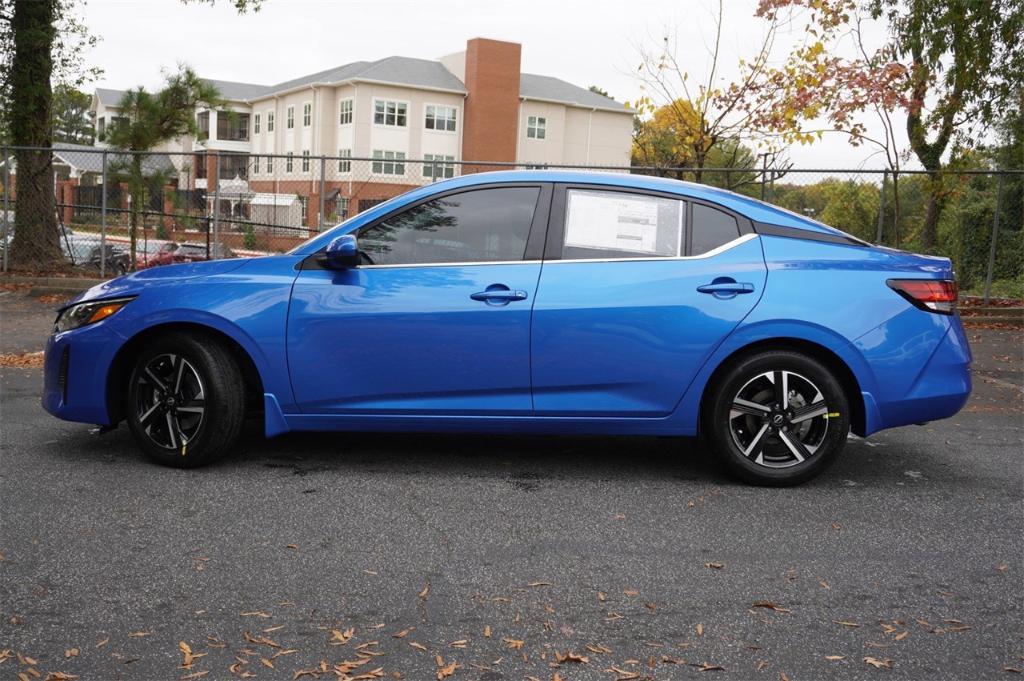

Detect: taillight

[887,279,958,315]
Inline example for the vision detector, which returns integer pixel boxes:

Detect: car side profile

[42,171,971,485]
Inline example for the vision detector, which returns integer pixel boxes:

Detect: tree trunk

[891,172,902,249]
[129,156,143,267]
[8,0,61,269]
[920,170,945,252]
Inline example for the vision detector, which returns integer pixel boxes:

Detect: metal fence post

[2,146,9,272]
[983,172,1005,304]
[432,160,438,184]
[100,150,107,277]
[319,155,326,229]
[211,153,220,258]
[876,169,887,245]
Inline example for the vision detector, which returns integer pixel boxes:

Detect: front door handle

[470,284,528,305]
[697,279,755,297]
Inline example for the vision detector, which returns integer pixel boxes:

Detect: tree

[6,0,62,268]
[588,85,611,98]
[631,0,816,183]
[105,67,220,266]
[53,84,93,144]
[755,0,1024,250]
[631,99,761,190]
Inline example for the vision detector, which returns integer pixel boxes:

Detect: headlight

[54,297,135,333]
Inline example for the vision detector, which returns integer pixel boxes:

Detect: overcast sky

[81,0,906,169]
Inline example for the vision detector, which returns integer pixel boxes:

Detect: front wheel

[125,332,246,468]
[703,350,850,486]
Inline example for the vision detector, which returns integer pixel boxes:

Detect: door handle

[470,285,528,304]
[697,280,755,297]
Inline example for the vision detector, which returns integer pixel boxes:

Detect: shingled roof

[95,56,631,113]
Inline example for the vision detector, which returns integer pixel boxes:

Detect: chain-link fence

[1,146,1021,299]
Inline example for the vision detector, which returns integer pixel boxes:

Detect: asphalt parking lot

[1,288,1021,681]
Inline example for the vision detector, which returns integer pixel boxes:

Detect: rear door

[530,185,767,416]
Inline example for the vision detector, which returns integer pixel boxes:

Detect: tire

[125,331,246,468]
[702,350,849,486]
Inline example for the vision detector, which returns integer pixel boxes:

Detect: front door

[531,186,767,416]
[287,184,550,415]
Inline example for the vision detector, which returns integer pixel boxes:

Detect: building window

[266,156,273,173]
[218,152,249,180]
[339,99,353,125]
[299,196,308,223]
[337,197,349,220]
[267,111,275,132]
[251,155,259,174]
[286,152,294,173]
[425,105,457,132]
[373,99,407,127]
[372,149,405,175]
[301,150,310,173]
[254,113,261,134]
[196,111,210,141]
[97,117,106,140]
[302,102,311,127]
[423,154,456,179]
[216,111,249,141]
[337,149,351,173]
[286,106,294,129]
[527,116,546,139]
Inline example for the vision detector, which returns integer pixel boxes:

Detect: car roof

[430,170,843,235]
[296,169,851,255]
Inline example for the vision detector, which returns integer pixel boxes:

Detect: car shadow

[220,419,732,485]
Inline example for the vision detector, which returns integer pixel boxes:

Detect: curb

[1,275,102,295]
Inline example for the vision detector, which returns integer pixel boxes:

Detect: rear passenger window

[691,204,740,255]
[562,189,683,259]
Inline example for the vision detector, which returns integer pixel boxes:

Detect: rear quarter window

[691,204,740,255]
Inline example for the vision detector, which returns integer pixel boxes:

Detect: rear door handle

[697,281,755,296]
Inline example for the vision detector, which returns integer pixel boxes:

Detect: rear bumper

[860,313,972,434]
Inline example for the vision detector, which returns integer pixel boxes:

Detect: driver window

[358,187,540,266]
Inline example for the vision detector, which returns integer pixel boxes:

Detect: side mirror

[321,234,359,269]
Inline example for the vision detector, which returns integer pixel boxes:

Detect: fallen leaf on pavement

[409,642,428,652]
[705,562,724,570]
[554,651,588,664]
[834,620,861,628]
[64,649,78,659]
[503,638,524,650]
[128,631,151,638]
[825,655,846,661]
[863,656,892,669]
[527,581,552,588]
[751,601,791,613]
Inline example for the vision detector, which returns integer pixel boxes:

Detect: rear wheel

[125,332,245,468]
[704,350,849,486]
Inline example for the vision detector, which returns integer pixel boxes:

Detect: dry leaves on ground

[0,351,44,368]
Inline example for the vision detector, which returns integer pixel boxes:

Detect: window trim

[424,103,458,132]
[372,98,409,127]
[544,183,754,262]
[286,106,295,130]
[266,110,275,132]
[301,182,553,270]
[526,115,546,139]
[339,99,353,125]
[302,101,312,127]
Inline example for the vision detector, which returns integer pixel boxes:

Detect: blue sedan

[42,171,971,485]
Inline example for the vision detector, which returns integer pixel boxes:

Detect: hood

[68,258,252,306]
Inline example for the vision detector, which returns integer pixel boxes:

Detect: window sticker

[564,190,682,256]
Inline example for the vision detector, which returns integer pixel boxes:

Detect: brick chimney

[460,38,521,164]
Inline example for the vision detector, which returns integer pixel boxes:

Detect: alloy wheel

[728,370,830,468]
[134,353,206,451]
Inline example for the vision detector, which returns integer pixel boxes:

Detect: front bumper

[42,323,121,426]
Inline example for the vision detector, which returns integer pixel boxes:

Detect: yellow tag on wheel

[825,412,841,418]
[181,443,188,457]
